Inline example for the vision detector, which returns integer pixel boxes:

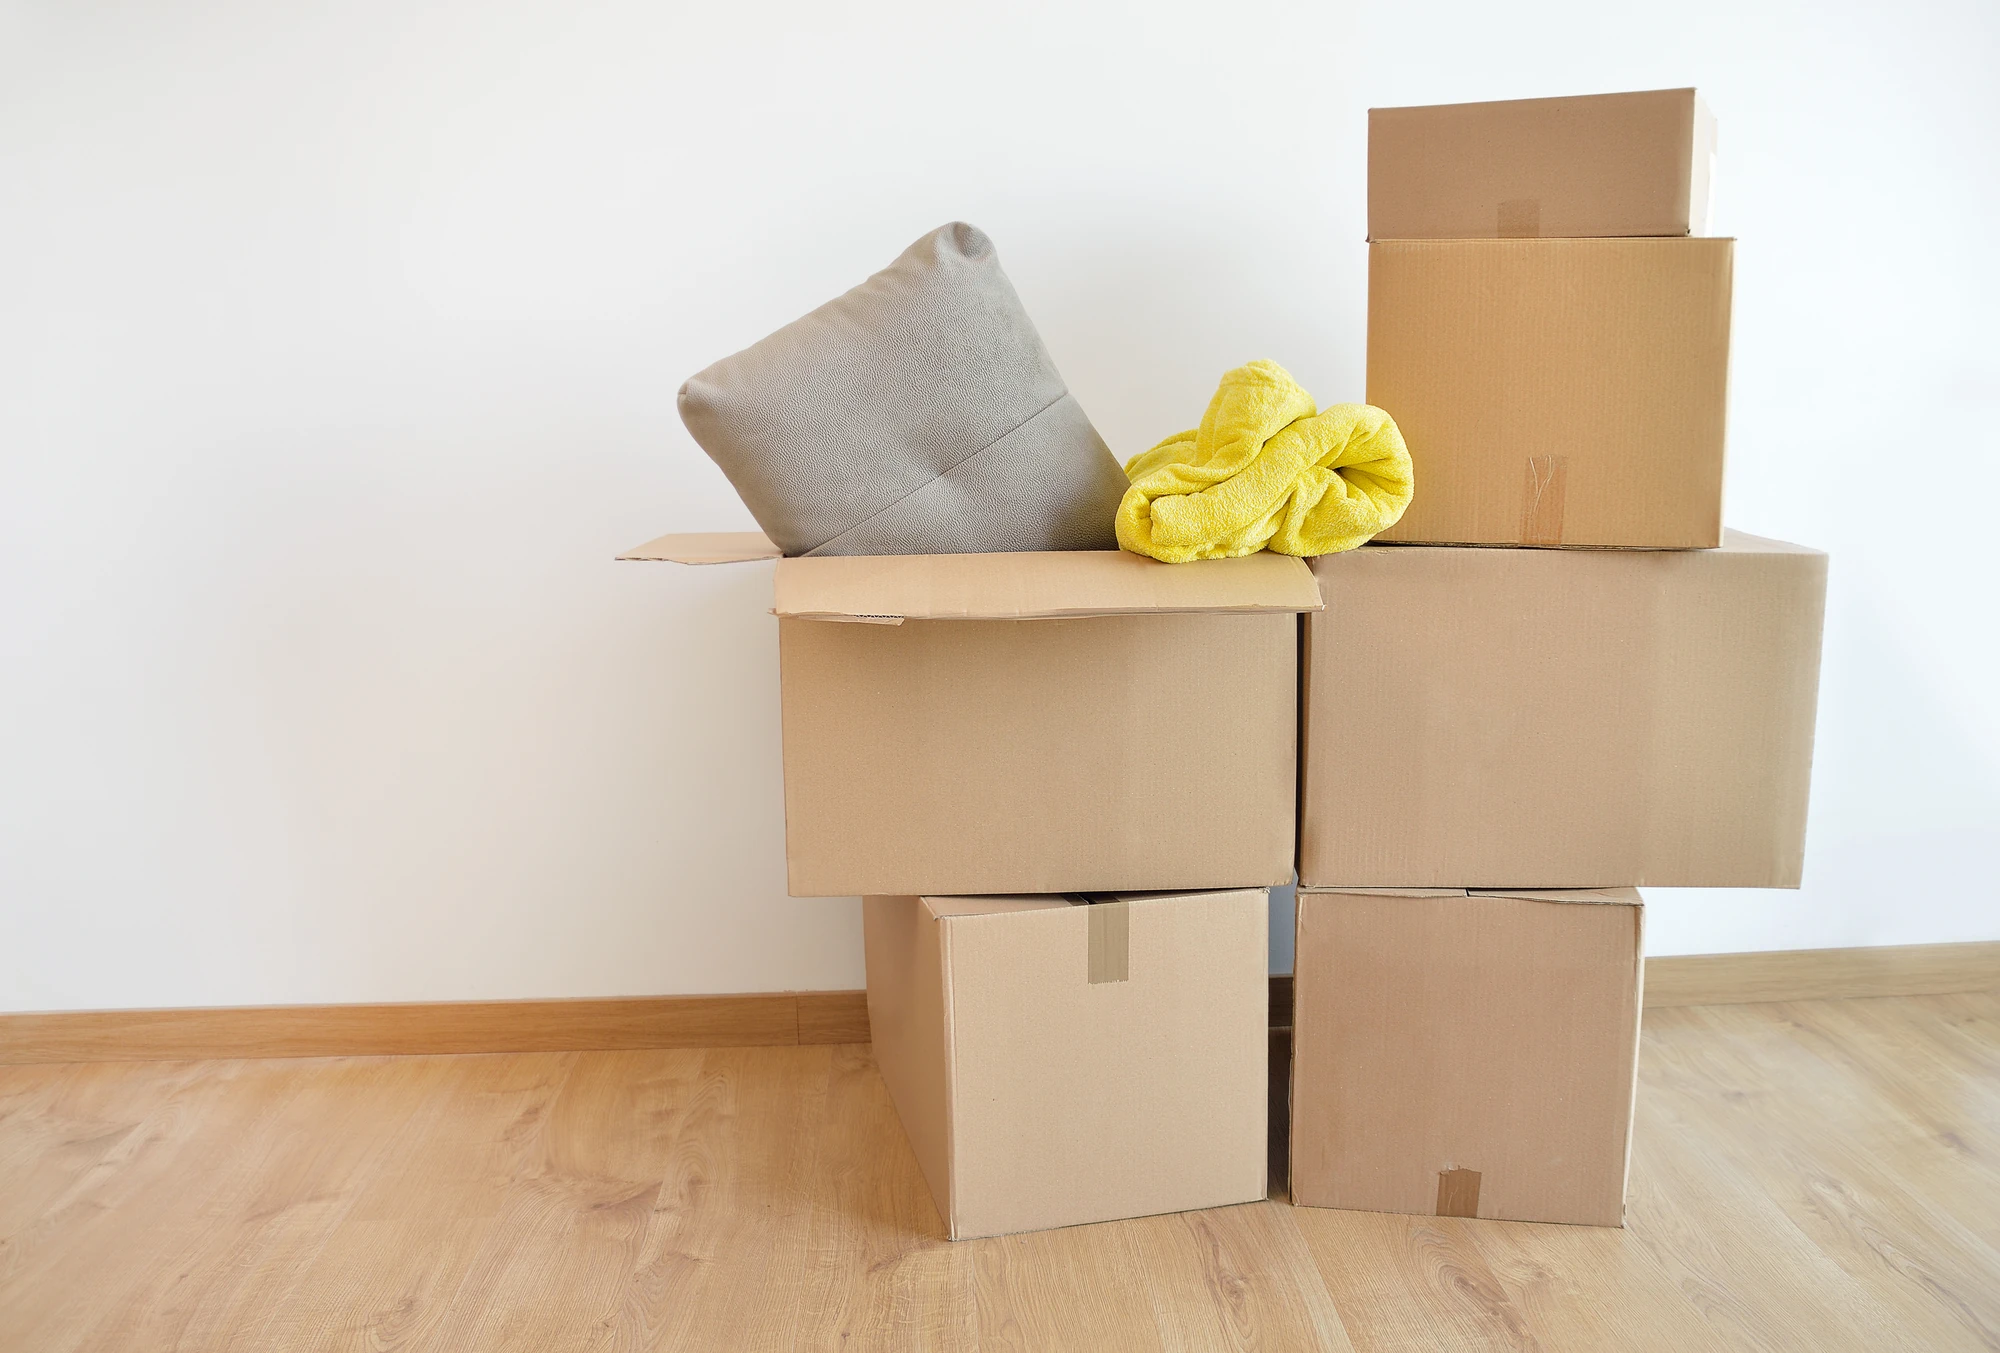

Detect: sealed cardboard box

[1369,237,1733,548]
[1290,887,1643,1227]
[865,888,1269,1240]
[1369,87,1716,240]
[622,536,1320,897]
[1299,533,1826,888]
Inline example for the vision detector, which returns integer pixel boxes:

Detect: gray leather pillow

[678,223,1127,557]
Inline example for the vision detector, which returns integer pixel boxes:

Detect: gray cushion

[678,223,1127,557]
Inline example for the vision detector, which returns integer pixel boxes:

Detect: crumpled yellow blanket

[1115,360,1414,563]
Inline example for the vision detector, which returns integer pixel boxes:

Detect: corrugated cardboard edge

[618,530,782,564]
[1621,901,1647,1225]
[772,550,1325,623]
[937,915,964,1241]
[1690,93,1718,237]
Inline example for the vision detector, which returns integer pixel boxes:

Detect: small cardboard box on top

[1298,532,1827,889]
[866,888,1269,1240]
[622,534,1320,896]
[1369,235,1734,548]
[1290,887,1644,1227]
[1369,87,1716,241]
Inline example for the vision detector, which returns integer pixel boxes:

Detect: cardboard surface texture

[1369,237,1733,548]
[772,547,1321,622]
[1369,88,1715,240]
[865,889,1269,1240]
[617,530,783,564]
[778,553,1315,896]
[1289,887,1644,1227]
[1299,533,1827,889]
[622,540,1318,897]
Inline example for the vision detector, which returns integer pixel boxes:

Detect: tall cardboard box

[1369,88,1716,240]
[623,536,1321,897]
[865,889,1269,1240]
[1290,887,1644,1227]
[1369,237,1733,548]
[1298,533,1826,888]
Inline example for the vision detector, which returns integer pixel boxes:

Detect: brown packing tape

[1067,898,1130,985]
[1436,1167,1482,1218]
[1520,455,1569,545]
[1497,198,1541,238]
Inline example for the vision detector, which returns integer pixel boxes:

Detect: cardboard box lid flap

[618,531,783,564]
[921,895,1077,920]
[773,550,1323,621]
[1468,887,1642,906]
[1368,86,1696,120]
[1301,888,1471,899]
[1718,529,1826,557]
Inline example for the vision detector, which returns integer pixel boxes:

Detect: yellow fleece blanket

[1115,360,1413,563]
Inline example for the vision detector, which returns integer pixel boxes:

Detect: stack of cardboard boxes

[625,87,1827,1239]
[621,539,1310,1238]
[1290,89,1826,1226]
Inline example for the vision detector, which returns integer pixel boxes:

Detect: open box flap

[618,531,783,564]
[773,549,1324,623]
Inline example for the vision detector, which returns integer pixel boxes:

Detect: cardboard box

[1369,87,1716,240]
[865,888,1270,1240]
[1369,237,1734,548]
[1289,887,1643,1227]
[1298,532,1826,888]
[623,534,1322,896]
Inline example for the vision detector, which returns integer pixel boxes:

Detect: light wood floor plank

[614,1046,836,1352]
[0,1059,301,1351]
[1643,1002,2000,1349]
[249,1052,583,1352]
[1630,1006,1943,1351]
[0,990,1996,1349]
[71,1055,448,1353]
[790,1043,975,1352]
[1127,1202,1355,1352]
[1459,1217,1734,1353]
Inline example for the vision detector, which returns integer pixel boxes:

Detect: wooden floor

[2,993,1997,1351]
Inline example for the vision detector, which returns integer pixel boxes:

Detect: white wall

[3,0,1995,1012]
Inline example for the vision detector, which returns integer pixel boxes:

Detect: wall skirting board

[4,943,1996,1066]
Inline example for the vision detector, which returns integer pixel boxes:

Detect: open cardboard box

[623,533,1321,897]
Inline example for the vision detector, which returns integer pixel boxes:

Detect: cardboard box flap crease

[622,534,1323,623]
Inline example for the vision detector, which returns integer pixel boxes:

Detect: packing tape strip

[1497,198,1541,238]
[1065,896,1131,985]
[1088,902,1130,984]
[1436,1167,1482,1218]
[1520,455,1568,546]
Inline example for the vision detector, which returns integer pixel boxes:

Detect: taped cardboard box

[1369,87,1716,240]
[1369,236,1733,548]
[1298,533,1826,889]
[622,536,1321,896]
[1290,887,1643,1227]
[866,888,1269,1240]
